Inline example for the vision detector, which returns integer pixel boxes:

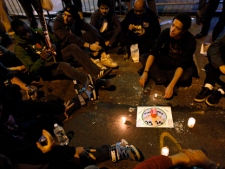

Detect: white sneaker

[91,58,107,70]
[101,54,118,68]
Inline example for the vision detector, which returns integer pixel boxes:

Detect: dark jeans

[200,0,220,35]
[61,44,101,78]
[50,145,111,169]
[204,63,225,90]
[17,0,38,28]
[212,1,225,39]
[42,62,88,85]
[141,53,194,86]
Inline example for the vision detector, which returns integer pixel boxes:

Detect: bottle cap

[54,123,58,128]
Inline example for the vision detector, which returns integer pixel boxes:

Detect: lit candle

[154,93,158,98]
[161,147,169,156]
[122,117,126,124]
[188,117,196,128]
[151,107,157,117]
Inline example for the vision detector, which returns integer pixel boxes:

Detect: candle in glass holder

[161,147,169,156]
[188,117,196,128]
[122,117,126,124]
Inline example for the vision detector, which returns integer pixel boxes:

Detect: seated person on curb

[194,33,225,106]
[121,0,160,57]
[11,19,111,101]
[90,0,122,51]
[53,4,118,69]
[134,149,219,169]
[0,98,141,169]
[139,13,198,99]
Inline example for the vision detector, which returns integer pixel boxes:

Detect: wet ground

[7,15,225,168]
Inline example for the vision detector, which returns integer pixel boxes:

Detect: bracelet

[144,70,148,73]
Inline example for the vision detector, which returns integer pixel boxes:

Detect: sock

[218,88,225,95]
[204,83,213,90]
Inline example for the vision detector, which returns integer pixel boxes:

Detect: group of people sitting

[1,0,225,168]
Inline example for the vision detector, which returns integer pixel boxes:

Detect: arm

[14,45,45,74]
[139,55,155,87]
[108,14,122,46]
[53,14,86,48]
[207,34,225,69]
[164,67,183,98]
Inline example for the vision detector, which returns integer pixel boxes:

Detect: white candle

[188,117,196,128]
[122,117,126,124]
[161,147,169,156]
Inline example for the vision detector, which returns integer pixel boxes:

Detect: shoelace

[116,142,130,160]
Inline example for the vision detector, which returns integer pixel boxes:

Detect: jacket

[13,28,58,75]
[90,9,121,45]
[53,13,101,49]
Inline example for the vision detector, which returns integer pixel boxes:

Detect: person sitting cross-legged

[139,13,198,99]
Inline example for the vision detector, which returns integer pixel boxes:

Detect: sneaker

[101,54,118,68]
[194,87,213,103]
[205,90,224,106]
[95,78,111,89]
[97,67,112,79]
[26,86,38,100]
[110,139,140,162]
[91,58,107,70]
[79,74,97,101]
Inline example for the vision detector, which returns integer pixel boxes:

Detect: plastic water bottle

[53,123,69,146]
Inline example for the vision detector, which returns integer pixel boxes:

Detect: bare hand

[74,147,85,158]
[128,24,134,31]
[105,41,110,46]
[219,65,225,74]
[63,100,74,119]
[138,28,145,36]
[164,85,173,99]
[90,43,102,52]
[36,129,55,153]
[139,72,148,87]
[182,149,216,168]
[40,49,50,60]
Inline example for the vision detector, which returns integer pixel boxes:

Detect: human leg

[61,44,102,78]
[195,0,220,38]
[17,0,38,29]
[146,0,159,17]
[194,63,219,102]
[212,1,225,41]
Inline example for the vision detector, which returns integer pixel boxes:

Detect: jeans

[204,63,225,91]
[61,44,101,78]
[200,0,220,35]
[212,1,225,39]
[42,62,88,85]
[17,0,38,28]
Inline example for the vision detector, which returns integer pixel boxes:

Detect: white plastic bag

[41,0,54,11]
[130,44,139,63]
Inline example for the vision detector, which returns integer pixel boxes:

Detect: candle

[151,107,157,117]
[161,147,169,156]
[154,93,158,98]
[188,117,196,128]
[122,117,126,124]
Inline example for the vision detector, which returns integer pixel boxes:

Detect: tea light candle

[188,117,196,128]
[122,117,126,124]
[161,147,169,156]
